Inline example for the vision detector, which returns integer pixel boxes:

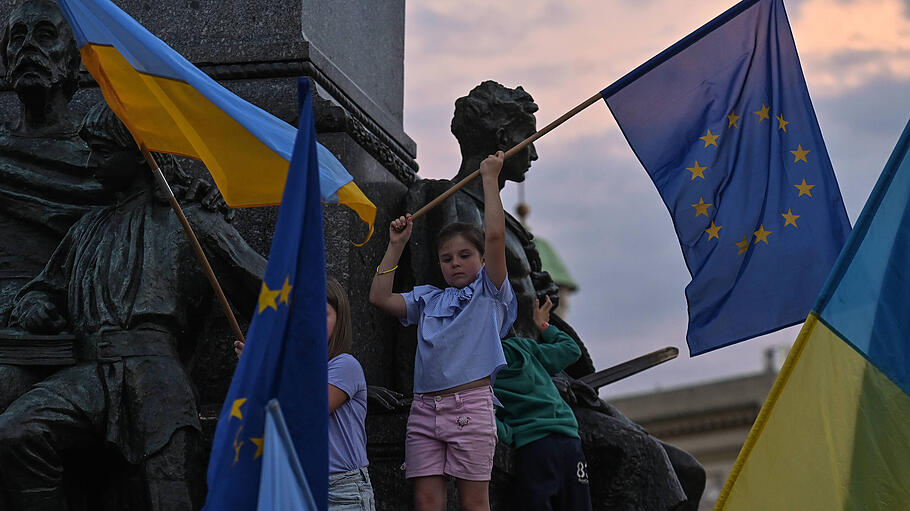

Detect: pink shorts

[404,385,497,481]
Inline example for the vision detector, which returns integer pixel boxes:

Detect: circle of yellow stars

[684,102,817,254]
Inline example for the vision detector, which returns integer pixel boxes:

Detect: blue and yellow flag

[56,0,375,241]
[716,120,910,510]
[203,81,328,511]
[601,0,851,355]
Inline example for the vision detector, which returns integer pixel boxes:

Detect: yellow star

[699,129,720,148]
[777,113,790,132]
[250,437,264,460]
[727,110,741,128]
[736,236,750,255]
[686,161,707,180]
[258,282,280,313]
[791,144,810,163]
[753,224,772,245]
[795,179,815,197]
[753,104,770,123]
[278,276,293,305]
[705,221,722,240]
[230,398,247,421]
[781,209,800,227]
[232,426,244,465]
[691,197,712,217]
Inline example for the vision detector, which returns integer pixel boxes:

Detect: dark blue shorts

[514,434,592,511]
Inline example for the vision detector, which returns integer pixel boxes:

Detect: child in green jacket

[493,297,592,511]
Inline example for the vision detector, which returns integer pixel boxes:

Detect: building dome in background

[515,195,578,314]
[534,237,578,291]
[533,236,578,316]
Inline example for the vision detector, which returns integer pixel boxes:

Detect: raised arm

[480,151,507,289]
[369,214,411,318]
[192,207,267,320]
[532,297,581,375]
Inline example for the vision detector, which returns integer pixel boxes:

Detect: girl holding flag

[370,151,516,511]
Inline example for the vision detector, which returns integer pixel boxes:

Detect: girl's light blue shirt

[401,267,517,393]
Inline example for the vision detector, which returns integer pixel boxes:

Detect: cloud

[813,75,910,219]
[791,0,910,96]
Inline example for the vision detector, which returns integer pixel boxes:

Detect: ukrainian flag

[716,120,910,509]
[56,0,375,240]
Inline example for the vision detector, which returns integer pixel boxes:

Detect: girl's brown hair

[435,222,485,256]
[326,278,353,360]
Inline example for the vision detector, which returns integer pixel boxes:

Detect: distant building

[610,364,779,510]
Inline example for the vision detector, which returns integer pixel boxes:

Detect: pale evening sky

[402,0,910,397]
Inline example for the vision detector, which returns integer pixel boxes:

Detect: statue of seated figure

[0,103,266,511]
[0,0,232,420]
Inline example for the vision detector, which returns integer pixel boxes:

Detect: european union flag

[601,0,851,355]
[203,79,328,510]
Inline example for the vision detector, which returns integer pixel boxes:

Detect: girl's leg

[455,479,489,511]
[413,475,447,511]
[445,387,496,511]
[407,395,447,510]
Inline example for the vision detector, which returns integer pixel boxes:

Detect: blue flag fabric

[601,0,851,355]
[257,400,318,511]
[203,78,328,511]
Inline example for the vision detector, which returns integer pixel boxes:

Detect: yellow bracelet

[376,264,398,276]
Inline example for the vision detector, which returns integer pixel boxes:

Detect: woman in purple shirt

[327,278,374,511]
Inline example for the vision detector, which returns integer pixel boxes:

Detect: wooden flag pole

[141,147,246,343]
[410,91,604,221]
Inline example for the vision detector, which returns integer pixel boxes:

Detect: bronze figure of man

[0,0,103,326]
[0,0,229,416]
[0,102,265,511]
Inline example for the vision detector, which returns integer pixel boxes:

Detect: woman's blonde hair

[326,278,353,360]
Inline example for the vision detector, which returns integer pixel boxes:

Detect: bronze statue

[0,0,110,431]
[0,102,265,511]
[0,0,103,328]
[406,81,705,510]
[0,0,229,417]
